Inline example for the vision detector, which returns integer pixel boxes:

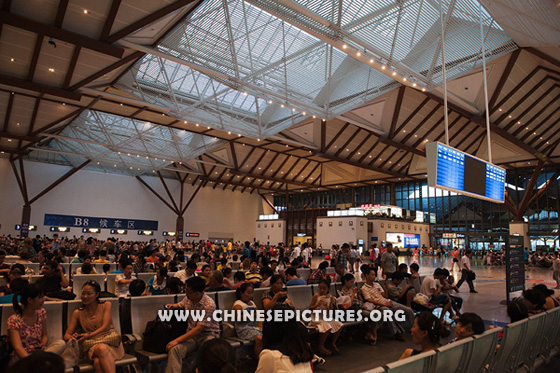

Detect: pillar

[21,204,31,238]
[176,216,184,242]
[509,221,530,249]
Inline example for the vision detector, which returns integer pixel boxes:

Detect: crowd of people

[1,234,560,373]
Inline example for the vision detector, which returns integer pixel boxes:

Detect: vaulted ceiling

[0,0,559,196]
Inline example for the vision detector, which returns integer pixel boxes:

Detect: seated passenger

[307,261,329,284]
[259,266,274,288]
[309,279,343,356]
[262,275,294,310]
[164,277,220,373]
[231,271,246,290]
[0,278,28,304]
[37,261,74,300]
[233,283,263,357]
[8,351,65,373]
[387,271,415,308]
[409,263,421,294]
[361,267,413,341]
[399,312,450,360]
[198,265,212,286]
[521,288,546,315]
[257,306,313,373]
[245,261,263,285]
[166,277,184,295]
[195,338,236,373]
[147,267,167,295]
[7,283,66,365]
[129,279,147,296]
[174,260,197,284]
[419,268,454,323]
[114,260,136,298]
[284,267,306,286]
[64,281,124,373]
[441,268,462,318]
[0,265,25,296]
[337,273,379,345]
[207,271,231,292]
[453,312,485,341]
[532,284,560,310]
[75,262,97,276]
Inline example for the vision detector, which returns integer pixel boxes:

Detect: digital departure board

[426,142,505,203]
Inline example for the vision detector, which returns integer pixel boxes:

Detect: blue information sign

[427,142,506,203]
[44,214,158,231]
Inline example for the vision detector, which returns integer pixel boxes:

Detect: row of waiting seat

[364,307,560,373]
[7,278,557,373]
[0,281,356,372]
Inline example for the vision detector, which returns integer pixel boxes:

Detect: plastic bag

[413,293,430,305]
[62,338,80,369]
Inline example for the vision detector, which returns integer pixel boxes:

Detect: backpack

[142,317,187,353]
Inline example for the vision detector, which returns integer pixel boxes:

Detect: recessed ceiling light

[83,9,88,14]
[422,88,426,92]
[10,58,14,62]
[48,68,54,72]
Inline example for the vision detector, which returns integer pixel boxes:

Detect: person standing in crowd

[164,277,220,373]
[64,281,124,373]
[455,251,477,293]
[552,252,560,289]
[451,247,460,271]
[381,243,397,279]
[336,244,351,272]
[7,283,65,365]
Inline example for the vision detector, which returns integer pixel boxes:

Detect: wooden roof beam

[0,10,124,58]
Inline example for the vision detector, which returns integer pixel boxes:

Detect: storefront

[467,234,506,252]
[434,232,466,251]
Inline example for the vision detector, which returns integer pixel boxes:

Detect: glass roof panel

[36,110,224,176]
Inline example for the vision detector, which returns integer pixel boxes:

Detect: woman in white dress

[309,279,343,356]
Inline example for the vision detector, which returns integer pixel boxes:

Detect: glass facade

[273,165,560,249]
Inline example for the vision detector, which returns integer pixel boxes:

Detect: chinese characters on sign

[44,214,158,231]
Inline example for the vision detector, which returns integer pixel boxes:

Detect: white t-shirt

[256,349,312,373]
[115,274,136,297]
[420,275,438,297]
[293,247,301,258]
[174,269,194,283]
[461,255,471,271]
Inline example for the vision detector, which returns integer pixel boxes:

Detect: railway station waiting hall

[1,0,560,372]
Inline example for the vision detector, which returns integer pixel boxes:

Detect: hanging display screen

[426,142,505,203]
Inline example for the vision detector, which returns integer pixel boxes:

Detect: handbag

[468,270,476,281]
[62,338,80,369]
[81,329,121,352]
[142,317,188,353]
